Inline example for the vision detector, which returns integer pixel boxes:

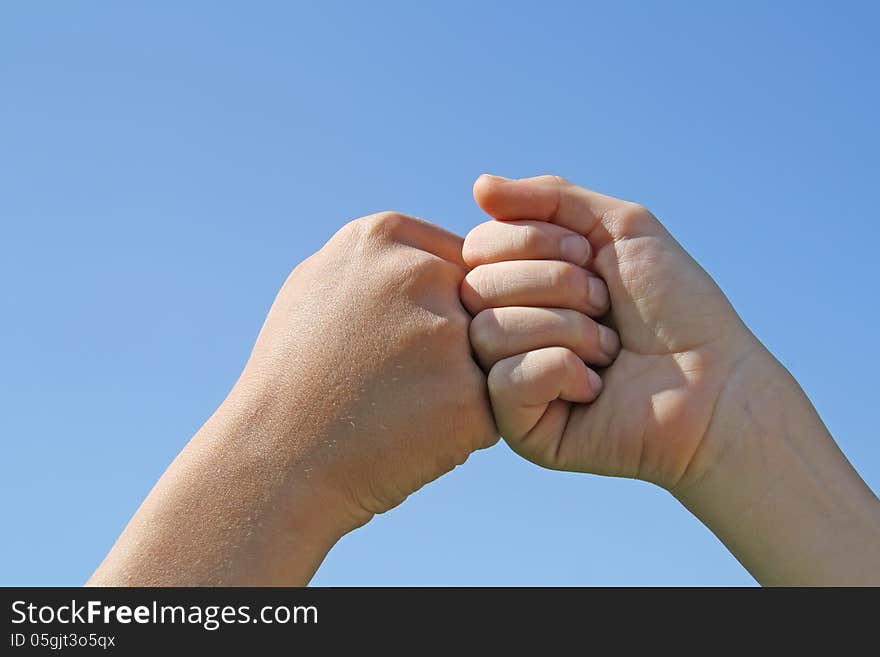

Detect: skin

[89,212,496,585]
[463,173,880,585]
[88,176,879,586]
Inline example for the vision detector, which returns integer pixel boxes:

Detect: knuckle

[343,211,437,277]
[461,227,482,262]
[616,201,653,228]
[549,262,584,294]
[533,173,565,187]
[329,218,385,263]
[335,216,366,242]
[559,347,582,373]
[462,224,498,268]
[487,359,514,395]
[422,308,468,345]
[556,345,575,366]
[354,210,413,241]
[436,254,468,283]
[462,267,482,294]
[544,262,565,289]
[465,264,498,298]
[441,305,471,336]
[567,265,588,293]
[464,221,492,248]
[393,250,439,289]
[517,223,548,253]
[459,272,481,313]
[469,309,500,354]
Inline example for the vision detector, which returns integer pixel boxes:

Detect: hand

[462,174,880,585]
[89,211,496,585]
[244,211,497,518]
[462,174,756,490]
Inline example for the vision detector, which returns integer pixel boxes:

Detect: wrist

[671,338,781,497]
[90,374,371,586]
[670,341,880,585]
[209,373,375,555]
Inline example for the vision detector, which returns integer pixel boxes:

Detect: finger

[397,216,467,268]
[461,260,611,317]
[488,347,601,442]
[463,220,591,268]
[357,211,467,267]
[504,397,572,468]
[470,306,620,371]
[472,174,666,250]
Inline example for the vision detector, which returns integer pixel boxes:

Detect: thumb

[472,173,668,251]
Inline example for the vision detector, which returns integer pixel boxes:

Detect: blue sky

[1,1,878,586]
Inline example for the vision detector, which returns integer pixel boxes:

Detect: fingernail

[597,324,621,360]
[561,234,590,266]
[587,369,603,395]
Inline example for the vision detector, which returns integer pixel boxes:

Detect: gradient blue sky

[2,1,878,585]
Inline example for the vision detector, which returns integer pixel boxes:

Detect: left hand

[461,174,758,491]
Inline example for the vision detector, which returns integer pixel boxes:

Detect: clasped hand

[89,174,880,587]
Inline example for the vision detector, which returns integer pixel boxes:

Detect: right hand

[239,211,498,529]
[462,174,764,491]
[90,211,498,585]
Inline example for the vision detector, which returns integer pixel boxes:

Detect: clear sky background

[2,1,878,586]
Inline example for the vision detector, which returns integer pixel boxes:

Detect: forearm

[88,377,362,586]
[674,346,880,586]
